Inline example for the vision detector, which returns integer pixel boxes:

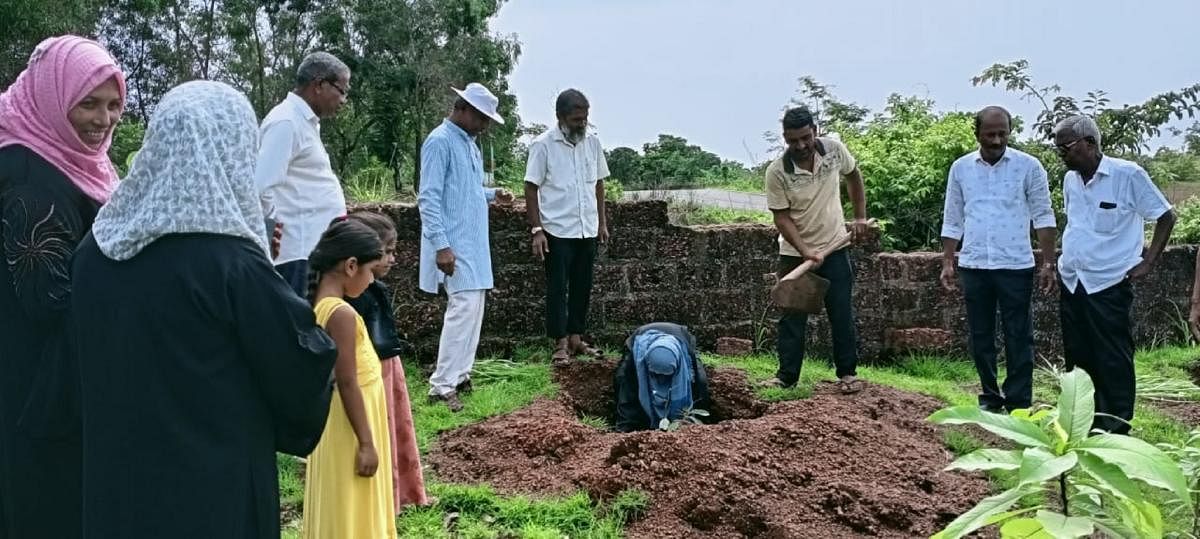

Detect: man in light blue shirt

[1054,115,1174,434]
[940,106,1057,413]
[418,83,513,412]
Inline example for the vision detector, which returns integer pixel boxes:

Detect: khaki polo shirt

[764,137,856,257]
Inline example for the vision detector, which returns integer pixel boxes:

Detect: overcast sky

[491,0,1200,164]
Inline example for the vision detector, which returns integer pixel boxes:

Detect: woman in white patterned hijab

[91,80,268,260]
[70,80,339,537]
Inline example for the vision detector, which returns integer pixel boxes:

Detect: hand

[849,218,871,244]
[1127,259,1153,280]
[531,231,549,261]
[939,262,956,292]
[355,443,379,477]
[1189,299,1200,343]
[598,224,609,244]
[436,248,456,276]
[494,189,515,205]
[270,222,283,260]
[1037,264,1057,295]
[801,248,825,267]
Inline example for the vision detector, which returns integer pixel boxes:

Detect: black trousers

[544,234,597,339]
[775,248,859,384]
[959,267,1035,411]
[1060,279,1135,435]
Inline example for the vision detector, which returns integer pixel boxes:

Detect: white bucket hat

[451,82,505,125]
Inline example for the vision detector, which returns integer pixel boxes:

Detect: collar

[286,92,318,123]
[550,127,586,146]
[1096,155,1114,177]
[442,118,475,142]
[973,148,1011,166]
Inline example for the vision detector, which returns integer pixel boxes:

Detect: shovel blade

[770,273,831,314]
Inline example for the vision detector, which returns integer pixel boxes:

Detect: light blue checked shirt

[417,119,498,294]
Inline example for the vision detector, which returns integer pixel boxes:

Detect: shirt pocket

[1093,206,1125,235]
[582,153,599,184]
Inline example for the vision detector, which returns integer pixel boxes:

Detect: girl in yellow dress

[302,219,397,538]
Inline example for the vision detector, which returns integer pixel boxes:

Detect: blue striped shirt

[417,119,497,294]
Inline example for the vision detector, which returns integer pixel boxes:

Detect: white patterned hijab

[92,80,268,260]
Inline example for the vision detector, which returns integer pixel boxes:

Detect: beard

[561,123,587,144]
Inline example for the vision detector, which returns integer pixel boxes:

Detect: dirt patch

[430,362,989,538]
[1155,400,1200,427]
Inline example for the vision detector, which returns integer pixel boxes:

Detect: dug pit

[428,359,990,538]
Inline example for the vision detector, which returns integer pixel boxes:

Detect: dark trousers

[276,259,310,299]
[544,234,597,339]
[775,248,859,384]
[959,267,1035,411]
[1060,280,1135,435]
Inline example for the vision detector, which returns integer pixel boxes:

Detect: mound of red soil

[428,361,989,538]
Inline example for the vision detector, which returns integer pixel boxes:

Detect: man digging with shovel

[761,106,872,394]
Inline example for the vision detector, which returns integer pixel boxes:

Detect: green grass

[667,202,773,226]
[278,346,1200,537]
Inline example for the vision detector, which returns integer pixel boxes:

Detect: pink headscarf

[0,35,126,203]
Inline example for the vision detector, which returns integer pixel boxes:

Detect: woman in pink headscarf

[0,35,125,538]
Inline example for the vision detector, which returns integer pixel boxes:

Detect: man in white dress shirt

[523,89,610,362]
[1054,115,1176,434]
[254,52,351,296]
[940,106,1057,413]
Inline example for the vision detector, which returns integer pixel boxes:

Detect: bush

[108,121,145,176]
[1171,196,1200,244]
[343,156,398,202]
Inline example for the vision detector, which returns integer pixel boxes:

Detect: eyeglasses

[1055,138,1084,153]
[324,79,348,97]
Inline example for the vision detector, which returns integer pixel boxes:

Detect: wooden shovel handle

[780,235,851,282]
[778,219,878,282]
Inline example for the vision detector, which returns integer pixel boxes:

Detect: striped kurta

[417,119,498,294]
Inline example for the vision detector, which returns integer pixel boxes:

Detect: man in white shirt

[940,106,1057,413]
[1054,115,1176,434]
[254,52,350,296]
[524,89,610,362]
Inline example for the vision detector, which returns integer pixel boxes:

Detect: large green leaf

[999,517,1053,538]
[1075,452,1144,503]
[1076,434,1193,511]
[932,486,1029,539]
[1090,499,1164,539]
[929,406,1052,448]
[1055,369,1095,445]
[1033,510,1093,538]
[947,448,1023,472]
[1018,448,1077,485]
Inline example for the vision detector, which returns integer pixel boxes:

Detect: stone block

[603,228,658,260]
[884,328,957,355]
[715,337,754,356]
[678,263,725,289]
[609,200,670,227]
[627,264,678,292]
[592,264,629,296]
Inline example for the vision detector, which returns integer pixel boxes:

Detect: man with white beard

[524,89,611,362]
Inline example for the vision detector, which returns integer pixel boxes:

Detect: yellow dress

[303,297,397,538]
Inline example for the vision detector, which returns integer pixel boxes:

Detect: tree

[605,146,642,186]
[973,59,1200,155]
[1,0,104,85]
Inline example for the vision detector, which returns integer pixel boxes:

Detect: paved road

[622,188,768,211]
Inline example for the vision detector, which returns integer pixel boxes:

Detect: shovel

[770,220,877,314]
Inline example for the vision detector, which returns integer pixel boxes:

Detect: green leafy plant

[1158,429,1200,538]
[657,407,709,432]
[929,369,1194,539]
[343,156,397,203]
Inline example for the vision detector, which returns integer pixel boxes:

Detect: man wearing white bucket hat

[417,82,514,412]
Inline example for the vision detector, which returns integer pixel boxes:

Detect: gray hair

[295,52,349,88]
[1052,115,1102,148]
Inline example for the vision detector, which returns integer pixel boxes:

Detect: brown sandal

[837,377,864,394]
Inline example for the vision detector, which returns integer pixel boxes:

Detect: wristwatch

[530,226,544,235]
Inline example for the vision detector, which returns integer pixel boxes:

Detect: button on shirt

[523,129,610,238]
[1059,156,1171,294]
[253,92,346,264]
[940,148,1055,270]
[417,119,498,294]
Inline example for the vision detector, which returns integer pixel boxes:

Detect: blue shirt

[417,119,497,294]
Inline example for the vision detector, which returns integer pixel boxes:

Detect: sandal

[758,377,795,389]
[572,341,603,358]
[552,345,570,363]
[837,376,864,394]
